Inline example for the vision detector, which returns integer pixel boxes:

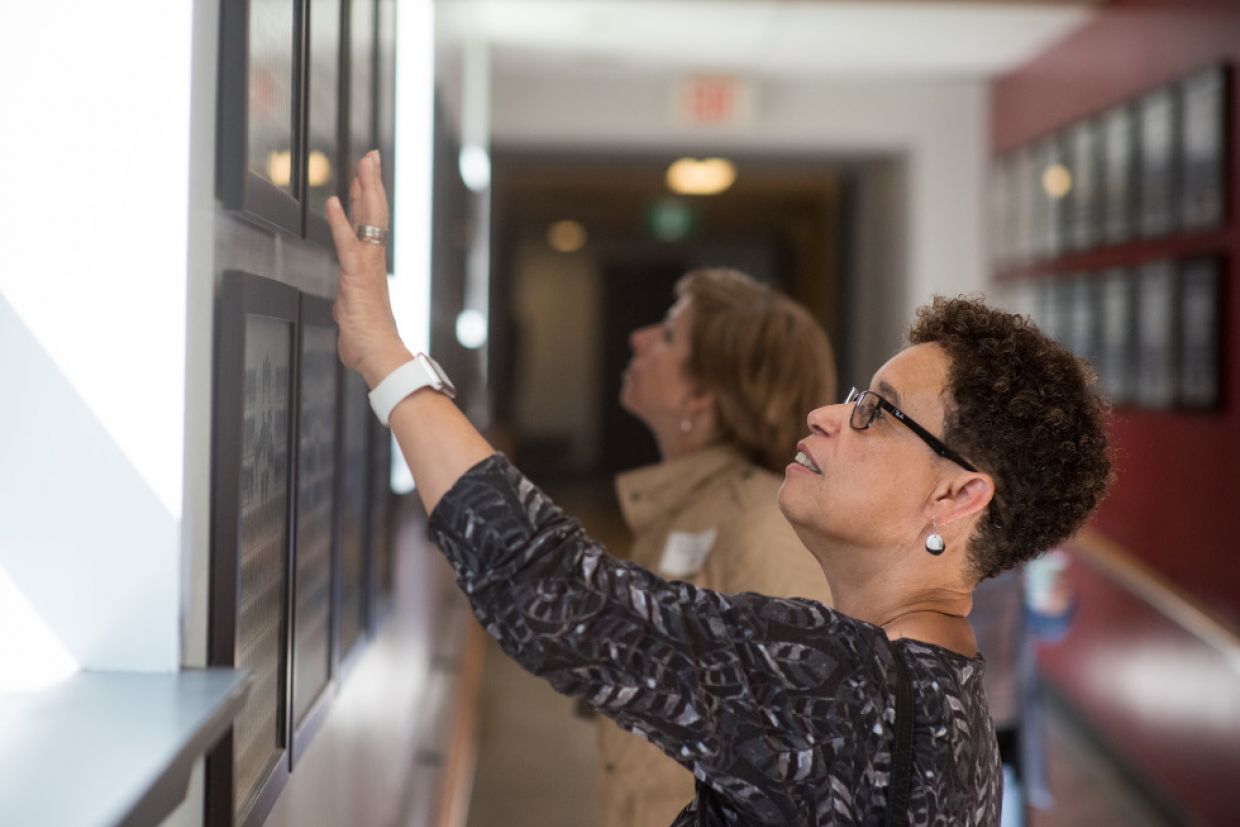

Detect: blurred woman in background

[602,268,837,826]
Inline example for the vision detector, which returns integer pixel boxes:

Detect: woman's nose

[629,324,656,353]
[806,403,843,437]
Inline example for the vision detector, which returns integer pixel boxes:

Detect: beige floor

[463,478,1175,827]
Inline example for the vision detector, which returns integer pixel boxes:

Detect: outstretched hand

[327,150,412,388]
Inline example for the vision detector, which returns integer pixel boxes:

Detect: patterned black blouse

[429,455,1001,826]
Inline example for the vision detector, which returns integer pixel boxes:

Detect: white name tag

[658,529,718,578]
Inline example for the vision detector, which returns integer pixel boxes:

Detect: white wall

[0,0,199,677]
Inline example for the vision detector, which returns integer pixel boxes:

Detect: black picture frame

[367,419,396,625]
[1066,274,1101,369]
[375,0,398,273]
[1137,86,1180,239]
[1180,64,1229,232]
[1101,103,1137,245]
[218,0,305,236]
[1178,257,1224,409]
[207,271,299,827]
[288,293,340,768]
[303,0,347,246]
[1030,138,1057,261]
[1135,260,1178,409]
[344,0,377,182]
[1066,119,1102,252]
[335,366,371,674]
[1099,267,1137,405]
[1010,147,1036,266]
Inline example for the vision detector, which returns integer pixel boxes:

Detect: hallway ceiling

[437,0,1101,79]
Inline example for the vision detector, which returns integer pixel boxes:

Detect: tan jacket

[596,446,832,827]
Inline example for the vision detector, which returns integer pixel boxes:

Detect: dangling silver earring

[925,523,945,555]
[680,417,693,433]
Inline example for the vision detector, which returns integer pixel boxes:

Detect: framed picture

[1099,268,1137,404]
[1180,65,1229,231]
[288,293,339,768]
[989,156,1012,271]
[1067,274,1101,369]
[1011,147,1036,266]
[1135,261,1178,409]
[218,0,304,235]
[1138,87,1180,238]
[207,271,298,827]
[1179,257,1223,409]
[1066,119,1101,252]
[1035,276,1072,345]
[345,0,376,179]
[376,0,398,273]
[1101,104,1137,245]
[368,420,395,623]
[303,0,345,245]
[335,367,371,673]
[1030,138,1061,261]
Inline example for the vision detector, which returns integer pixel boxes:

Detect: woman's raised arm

[326,150,493,514]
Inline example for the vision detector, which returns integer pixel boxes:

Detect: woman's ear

[683,386,716,420]
[931,472,994,529]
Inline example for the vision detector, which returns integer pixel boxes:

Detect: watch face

[425,355,457,398]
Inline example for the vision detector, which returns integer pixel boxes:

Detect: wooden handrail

[1072,527,1240,672]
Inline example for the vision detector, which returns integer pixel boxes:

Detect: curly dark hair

[908,295,1113,581]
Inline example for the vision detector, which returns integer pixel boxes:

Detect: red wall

[993,0,1240,628]
[992,2,1240,823]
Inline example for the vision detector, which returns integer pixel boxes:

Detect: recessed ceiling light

[666,157,736,196]
[547,220,588,252]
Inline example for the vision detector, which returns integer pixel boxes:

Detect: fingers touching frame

[326,150,389,253]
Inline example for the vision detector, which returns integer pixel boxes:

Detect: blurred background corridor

[1,1,1237,826]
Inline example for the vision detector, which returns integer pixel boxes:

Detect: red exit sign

[673,74,755,127]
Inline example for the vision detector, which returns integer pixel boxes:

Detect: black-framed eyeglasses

[845,387,978,472]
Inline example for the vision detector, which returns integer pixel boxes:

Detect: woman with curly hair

[602,268,836,826]
[328,153,1112,825]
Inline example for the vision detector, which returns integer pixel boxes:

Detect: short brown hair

[908,295,1113,581]
[676,269,837,474]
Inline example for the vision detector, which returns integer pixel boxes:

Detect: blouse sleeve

[428,454,893,822]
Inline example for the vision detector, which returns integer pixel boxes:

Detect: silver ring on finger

[356,224,389,245]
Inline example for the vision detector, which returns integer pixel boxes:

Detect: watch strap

[368,354,451,426]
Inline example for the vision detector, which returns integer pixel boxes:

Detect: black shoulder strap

[884,639,915,827]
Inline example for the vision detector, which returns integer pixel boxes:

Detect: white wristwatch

[368,353,457,426]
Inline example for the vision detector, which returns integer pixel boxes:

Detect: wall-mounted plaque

[337,367,370,668]
[989,157,1013,271]
[346,0,376,177]
[1179,257,1222,409]
[1067,120,1101,252]
[1135,261,1178,409]
[218,0,303,234]
[376,0,398,273]
[1030,138,1060,261]
[1067,274,1101,369]
[1101,104,1137,245]
[1099,268,1137,404]
[368,419,395,620]
[304,0,344,244]
[208,271,298,827]
[1180,65,1228,231]
[1012,147,1036,266]
[1138,87,1180,238]
[289,295,339,767]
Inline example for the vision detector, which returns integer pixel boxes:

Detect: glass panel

[293,324,338,726]
[306,0,342,215]
[235,314,292,819]
[248,0,297,195]
[338,370,369,655]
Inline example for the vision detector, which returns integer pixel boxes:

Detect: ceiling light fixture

[666,157,736,196]
[547,220,588,253]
